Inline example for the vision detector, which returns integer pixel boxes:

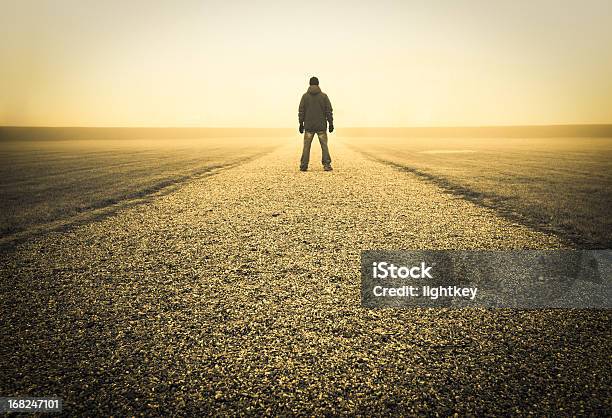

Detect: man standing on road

[298,76,334,171]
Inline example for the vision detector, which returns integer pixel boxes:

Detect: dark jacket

[298,85,333,132]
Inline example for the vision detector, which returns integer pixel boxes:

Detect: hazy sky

[1,0,611,127]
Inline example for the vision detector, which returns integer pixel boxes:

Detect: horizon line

[2,123,612,129]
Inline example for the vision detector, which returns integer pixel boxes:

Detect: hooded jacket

[298,85,333,132]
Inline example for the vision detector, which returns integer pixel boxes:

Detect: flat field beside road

[0,138,280,242]
[345,136,612,248]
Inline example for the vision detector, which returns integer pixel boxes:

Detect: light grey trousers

[300,131,331,169]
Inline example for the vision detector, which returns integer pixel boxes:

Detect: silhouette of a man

[298,76,334,171]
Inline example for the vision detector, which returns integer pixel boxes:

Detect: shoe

[323,165,333,171]
[300,167,308,171]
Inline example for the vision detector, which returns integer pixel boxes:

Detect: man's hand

[299,123,304,134]
[328,124,334,133]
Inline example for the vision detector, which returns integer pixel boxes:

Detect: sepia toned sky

[1,0,611,127]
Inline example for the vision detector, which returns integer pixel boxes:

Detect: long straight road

[2,141,609,415]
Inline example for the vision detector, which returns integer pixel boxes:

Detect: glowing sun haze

[1,0,611,127]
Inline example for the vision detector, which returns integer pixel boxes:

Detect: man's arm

[325,95,333,125]
[298,94,306,124]
[325,95,334,132]
[298,94,306,133]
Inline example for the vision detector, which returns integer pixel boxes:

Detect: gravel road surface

[1,141,610,415]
